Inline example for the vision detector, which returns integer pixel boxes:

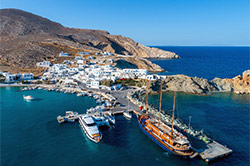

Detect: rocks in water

[232,70,250,94]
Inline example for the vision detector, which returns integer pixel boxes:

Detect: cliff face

[149,70,250,95]
[0,9,178,73]
[232,70,250,94]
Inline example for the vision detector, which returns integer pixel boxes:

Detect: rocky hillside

[149,70,250,95]
[0,9,179,74]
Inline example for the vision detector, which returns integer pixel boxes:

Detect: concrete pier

[199,141,233,162]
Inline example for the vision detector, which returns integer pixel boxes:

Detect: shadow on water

[32,98,43,101]
[101,115,134,148]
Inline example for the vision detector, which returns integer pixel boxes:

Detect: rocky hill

[0,9,179,74]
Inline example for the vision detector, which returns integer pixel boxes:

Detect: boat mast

[170,92,176,138]
[145,80,150,115]
[158,80,163,126]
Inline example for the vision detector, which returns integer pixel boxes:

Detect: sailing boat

[136,80,194,157]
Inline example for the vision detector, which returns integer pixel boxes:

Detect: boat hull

[137,117,193,157]
[79,117,101,143]
[137,120,175,154]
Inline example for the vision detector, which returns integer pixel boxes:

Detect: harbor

[20,84,233,162]
[2,85,248,166]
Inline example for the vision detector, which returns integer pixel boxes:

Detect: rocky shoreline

[148,70,250,95]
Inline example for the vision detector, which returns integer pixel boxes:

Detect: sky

[0,0,249,46]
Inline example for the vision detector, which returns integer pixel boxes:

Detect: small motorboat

[77,93,83,97]
[92,113,110,127]
[57,116,65,123]
[65,111,78,122]
[104,112,115,125]
[23,95,34,100]
[67,115,76,122]
[123,111,132,119]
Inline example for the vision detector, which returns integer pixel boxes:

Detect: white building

[36,61,51,67]
[122,69,148,77]
[3,73,22,83]
[75,56,83,60]
[59,51,69,57]
[104,52,112,56]
[22,73,34,81]
[86,80,100,89]
[78,52,84,56]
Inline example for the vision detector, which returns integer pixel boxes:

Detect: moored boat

[104,112,115,125]
[79,114,102,143]
[23,95,34,100]
[136,80,194,157]
[123,111,132,119]
[92,113,110,127]
[57,115,65,123]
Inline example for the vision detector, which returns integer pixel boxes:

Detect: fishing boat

[79,114,102,143]
[57,115,65,123]
[136,80,194,157]
[23,95,34,100]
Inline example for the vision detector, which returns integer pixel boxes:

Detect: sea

[150,46,250,80]
[1,47,250,166]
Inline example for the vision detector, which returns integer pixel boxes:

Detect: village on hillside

[0,51,166,89]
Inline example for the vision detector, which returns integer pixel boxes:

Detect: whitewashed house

[78,52,84,56]
[122,69,148,77]
[75,56,83,60]
[86,80,100,89]
[59,51,69,57]
[36,61,51,67]
[22,73,34,81]
[3,73,22,83]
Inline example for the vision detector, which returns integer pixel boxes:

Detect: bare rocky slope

[0,9,179,74]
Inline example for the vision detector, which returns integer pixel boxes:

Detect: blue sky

[1,0,249,46]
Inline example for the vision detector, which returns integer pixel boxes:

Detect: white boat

[123,111,132,119]
[123,99,132,119]
[23,95,34,100]
[57,116,65,123]
[65,111,78,122]
[79,114,102,143]
[67,115,76,122]
[92,113,110,127]
[104,112,115,125]
[77,93,83,97]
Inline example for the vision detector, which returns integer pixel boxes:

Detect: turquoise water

[150,46,250,80]
[1,87,249,166]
